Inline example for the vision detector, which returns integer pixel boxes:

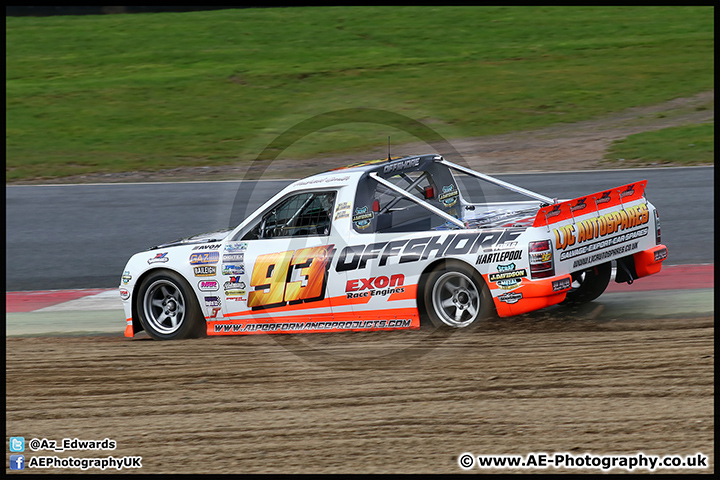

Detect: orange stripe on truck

[221,284,419,318]
[208,307,420,335]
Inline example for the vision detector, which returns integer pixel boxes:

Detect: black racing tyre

[422,261,494,329]
[136,270,205,340]
[562,262,612,305]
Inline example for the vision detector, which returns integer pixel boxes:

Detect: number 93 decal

[249,245,334,309]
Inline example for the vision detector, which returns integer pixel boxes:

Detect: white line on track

[33,290,121,312]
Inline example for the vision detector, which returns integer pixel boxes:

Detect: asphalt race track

[5,166,714,291]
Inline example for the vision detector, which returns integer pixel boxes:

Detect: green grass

[6,6,715,181]
[604,123,714,167]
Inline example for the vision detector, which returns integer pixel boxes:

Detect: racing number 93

[249,245,334,309]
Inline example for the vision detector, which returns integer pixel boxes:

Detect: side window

[242,191,336,240]
[353,171,451,233]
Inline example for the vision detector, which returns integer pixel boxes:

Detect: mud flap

[615,256,637,284]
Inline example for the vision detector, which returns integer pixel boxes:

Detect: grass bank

[6,6,714,181]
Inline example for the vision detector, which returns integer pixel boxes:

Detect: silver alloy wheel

[431,271,481,328]
[570,271,586,290]
[142,279,187,335]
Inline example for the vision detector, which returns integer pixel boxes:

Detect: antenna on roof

[387,136,391,161]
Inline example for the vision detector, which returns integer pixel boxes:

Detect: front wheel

[562,262,611,305]
[136,270,205,340]
[423,262,494,329]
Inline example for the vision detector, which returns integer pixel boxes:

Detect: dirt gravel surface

[9,90,713,185]
[6,315,714,474]
[6,92,714,474]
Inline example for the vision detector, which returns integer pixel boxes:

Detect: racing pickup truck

[120,154,668,339]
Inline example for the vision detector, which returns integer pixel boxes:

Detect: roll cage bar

[367,156,556,230]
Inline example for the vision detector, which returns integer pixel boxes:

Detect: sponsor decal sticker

[476,250,523,265]
[489,240,521,251]
[119,288,131,300]
[545,204,563,219]
[222,253,244,263]
[204,296,221,308]
[194,265,216,276]
[352,206,374,229]
[496,278,522,289]
[223,277,246,296]
[345,274,405,298]
[571,241,640,268]
[619,184,635,199]
[382,157,420,173]
[225,242,248,252]
[498,291,522,304]
[334,200,351,221]
[336,230,525,272]
[224,290,246,296]
[554,203,650,258]
[530,251,552,263]
[192,244,221,250]
[438,184,459,207]
[571,197,588,214]
[488,264,528,282]
[148,252,169,264]
[294,175,350,186]
[198,280,220,292]
[563,229,648,263]
[222,264,245,275]
[213,318,414,333]
[223,276,246,296]
[223,277,246,290]
[552,277,572,292]
[189,251,220,265]
[122,271,132,284]
[596,190,612,206]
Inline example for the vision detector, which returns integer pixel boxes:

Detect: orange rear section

[490,275,572,317]
[633,245,668,278]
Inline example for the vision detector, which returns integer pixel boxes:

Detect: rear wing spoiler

[532,181,648,228]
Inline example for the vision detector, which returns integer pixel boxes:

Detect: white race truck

[120,154,668,339]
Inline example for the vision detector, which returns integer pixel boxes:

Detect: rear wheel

[562,262,612,305]
[423,262,494,329]
[136,270,205,340]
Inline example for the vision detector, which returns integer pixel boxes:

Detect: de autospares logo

[229,108,486,368]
